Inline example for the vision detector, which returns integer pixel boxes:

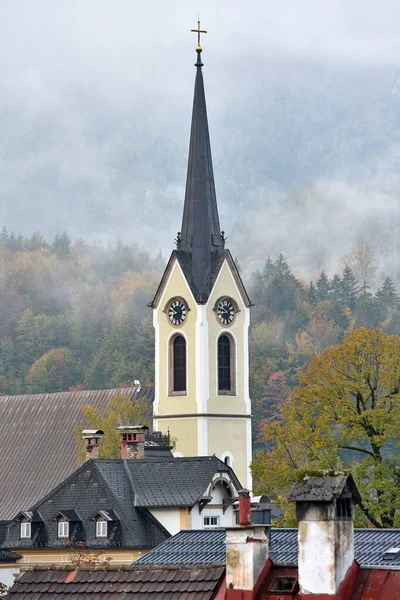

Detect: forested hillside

[0,229,163,395]
[1,228,399,450]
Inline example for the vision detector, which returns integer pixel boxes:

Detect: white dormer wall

[148,481,237,535]
[191,482,236,530]
[148,508,182,536]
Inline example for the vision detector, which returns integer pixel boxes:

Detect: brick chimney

[81,429,104,461]
[289,473,361,596]
[118,425,148,459]
[225,490,269,594]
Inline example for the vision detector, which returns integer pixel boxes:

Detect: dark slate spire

[178,44,224,302]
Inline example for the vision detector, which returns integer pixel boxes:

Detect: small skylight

[382,547,400,561]
[269,577,298,593]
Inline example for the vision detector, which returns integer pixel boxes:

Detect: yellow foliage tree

[77,394,152,460]
[252,328,400,528]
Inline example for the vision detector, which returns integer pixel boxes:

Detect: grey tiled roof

[124,456,241,507]
[0,521,9,544]
[3,459,169,551]
[2,456,238,551]
[0,386,154,520]
[133,527,400,568]
[0,549,22,562]
[134,529,227,566]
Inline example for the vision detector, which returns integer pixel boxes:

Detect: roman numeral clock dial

[216,298,236,326]
[167,299,187,326]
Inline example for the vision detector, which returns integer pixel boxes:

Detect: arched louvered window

[218,334,235,393]
[172,335,186,392]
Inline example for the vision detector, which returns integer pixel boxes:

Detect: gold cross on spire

[191,19,207,51]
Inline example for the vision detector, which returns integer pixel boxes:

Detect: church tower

[150,24,253,489]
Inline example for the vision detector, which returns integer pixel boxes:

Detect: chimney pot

[238,489,251,526]
[117,425,149,459]
[81,429,104,461]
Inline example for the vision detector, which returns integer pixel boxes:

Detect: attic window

[203,516,220,528]
[58,519,69,538]
[96,520,107,538]
[20,520,31,539]
[269,577,298,593]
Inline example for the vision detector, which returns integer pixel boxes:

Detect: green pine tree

[316,271,330,301]
[375,276,399,323]
[340,265,358,311]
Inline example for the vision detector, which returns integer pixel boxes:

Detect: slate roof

[133,528,400,569]
[0,521,10,544]
[5,565,225,599]
[0,386,154,520]
[2,456,238,551]
[121,456,241,508]
[0,549,21,562]
[3,459,169,551]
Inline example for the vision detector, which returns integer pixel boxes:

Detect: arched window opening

[218,335,230,391]
[224,456,231,467]
[172,335,186,392]
[218,334,235,393]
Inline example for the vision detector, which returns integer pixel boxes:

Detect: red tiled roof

[256,562,400,599]
[6,565,225,599]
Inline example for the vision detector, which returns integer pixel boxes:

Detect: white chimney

[290,473,361,596]
[225,490,269,592]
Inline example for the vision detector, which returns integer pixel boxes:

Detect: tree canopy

[252,328,400,528]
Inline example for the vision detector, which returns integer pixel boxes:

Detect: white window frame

[20,521,31,539]
[96,520,107,538]
[203,516,220,529]
[58,520,69,538]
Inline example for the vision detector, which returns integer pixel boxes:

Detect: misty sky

[2,1,400,279]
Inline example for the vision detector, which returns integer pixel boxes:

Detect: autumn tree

[77,394,153,459]
[253,328,400,528]
[25,347,80,393]
[346,239,376,285]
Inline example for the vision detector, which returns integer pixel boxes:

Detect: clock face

[216,298,235,326]
[168,299,187,326]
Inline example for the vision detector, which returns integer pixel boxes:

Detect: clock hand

[170,309,177,315]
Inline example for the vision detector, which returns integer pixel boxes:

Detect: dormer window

[96,519,107,538]
[89,509,118,539]
[20,520,31,539]
[58,519,69,538]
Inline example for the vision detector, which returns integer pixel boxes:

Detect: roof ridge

[0,387,138,400]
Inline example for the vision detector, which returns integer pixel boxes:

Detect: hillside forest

[1,228,399,442]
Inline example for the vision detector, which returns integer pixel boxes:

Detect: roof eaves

[148,251,178,309]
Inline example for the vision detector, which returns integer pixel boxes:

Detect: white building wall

[148,508,182,536]
[0,567,20,588]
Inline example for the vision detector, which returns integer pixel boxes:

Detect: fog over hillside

[2,1,400,282]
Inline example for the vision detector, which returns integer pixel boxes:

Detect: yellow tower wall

[153,256,252,488]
